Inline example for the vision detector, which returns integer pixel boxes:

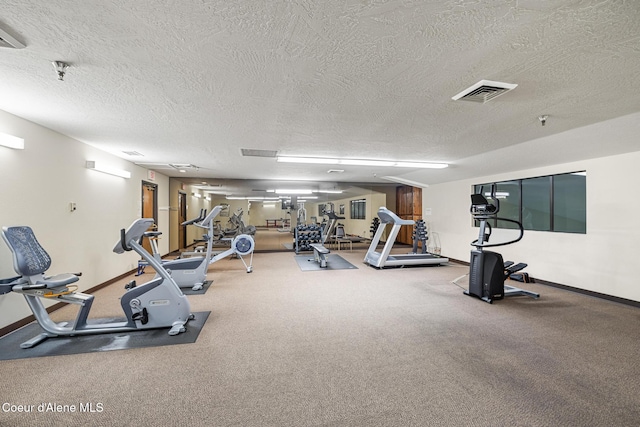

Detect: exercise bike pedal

[168,322,186,336]
[131,307,149,325]
[124,280,137,290]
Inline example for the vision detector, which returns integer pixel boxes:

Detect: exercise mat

[0,311,210,360]
[294,254,358,271]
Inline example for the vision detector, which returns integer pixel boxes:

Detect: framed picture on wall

[339,204,345,215]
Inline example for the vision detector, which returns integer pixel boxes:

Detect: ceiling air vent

[122,150,144,156]
[0,27,25,49]
[452,80,517,103]
[241,148,278,158]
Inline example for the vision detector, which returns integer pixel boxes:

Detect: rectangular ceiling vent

[0,27,25,49]
[241,148,278,158]
[452,80,517,103]
[122,150,144,156]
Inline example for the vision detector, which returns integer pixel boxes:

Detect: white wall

[0,110,169,329]
[424,150,640,302]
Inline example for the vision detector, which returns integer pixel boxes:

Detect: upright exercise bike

[0,218,193,349]
[464,185,539,303]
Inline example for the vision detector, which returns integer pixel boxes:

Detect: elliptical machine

[464,185,539,303]
[0,218,194,349]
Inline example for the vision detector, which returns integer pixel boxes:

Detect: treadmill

[364,207,449,268]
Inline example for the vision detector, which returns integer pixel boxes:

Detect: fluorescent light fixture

[314,190,343,194]
[277,156,447,169]
[341,159,394,167]
[226,196,247,200]
[0,27,26,49]
[277,157,336,165]
[86,161,131,179]
[380,176,430,188]
[392,161,447,168]
[0,132,24,149]
[275,189,313,194]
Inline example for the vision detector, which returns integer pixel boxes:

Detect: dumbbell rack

[294,225,324,253]
[411,219,428,254]
[370,217,380,240]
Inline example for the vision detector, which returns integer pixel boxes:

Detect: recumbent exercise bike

[0,218,194,349]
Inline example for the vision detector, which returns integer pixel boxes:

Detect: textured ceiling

[1,0,639,196]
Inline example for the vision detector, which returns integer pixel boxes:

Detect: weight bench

[310,243,330,268]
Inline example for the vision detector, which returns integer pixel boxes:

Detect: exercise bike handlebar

[181,209,207,226]
[199,205,223,226]
[114,218,155,254]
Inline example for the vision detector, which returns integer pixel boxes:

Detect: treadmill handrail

[377,207,414,225]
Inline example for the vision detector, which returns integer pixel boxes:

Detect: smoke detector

[452,80,518,103]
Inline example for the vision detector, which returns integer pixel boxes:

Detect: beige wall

[0,109,170,329]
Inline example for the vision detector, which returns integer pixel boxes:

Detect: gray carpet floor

[1,249,639,426]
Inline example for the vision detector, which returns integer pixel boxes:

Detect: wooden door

[141,182,158,254]
[395,186,422,245]
[178,192,187,249]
